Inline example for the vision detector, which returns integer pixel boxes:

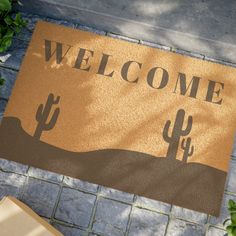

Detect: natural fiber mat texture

[0,21,236,216]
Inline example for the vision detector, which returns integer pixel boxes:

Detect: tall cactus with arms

[34,93,60,140]
[181,137,194,162]
[163,109,193,160]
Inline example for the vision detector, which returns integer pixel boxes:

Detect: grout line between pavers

[124,195,136,236]
[50,175,65,221]
[0,97,8,102]
[25,174,64,186]
[225,191,236,197]
[163,205,174,236]
[0,64,19,72]
[86,186,102,236]
[0,167,28,177]
[51,218,88,232]
[18,166,30,200]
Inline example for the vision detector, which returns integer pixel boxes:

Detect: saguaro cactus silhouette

[163,109,193,160]
[34,93,60,140]
[181,137,194,162]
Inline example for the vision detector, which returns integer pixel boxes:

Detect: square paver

[63,176,98,193]
[207,226,226,236]
[55,187,96,228]
[0,38,28,70]
[209,194,236,227]
[0,67,17,100]
[166,219,205,236]
[135,196,171,213]
[226,159,236,193]
[0,171,26,199]
[28,166,63,183]
[52,223,86,236]
[0,158,28,174]
[171,205,208,224]
[92,197,131,236]
[21,177,60,218]
[128,207,168,236]
[100,186,134,203]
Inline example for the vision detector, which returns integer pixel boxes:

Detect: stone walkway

[0,12,236,236]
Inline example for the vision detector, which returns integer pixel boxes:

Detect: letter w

[44,39,72,64]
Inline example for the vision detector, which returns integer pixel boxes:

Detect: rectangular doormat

[0,21,235,216]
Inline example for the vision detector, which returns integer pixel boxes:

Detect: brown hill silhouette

[0,117,226,216]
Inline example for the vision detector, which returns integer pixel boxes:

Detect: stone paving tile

[0,170,26,199]
[0,38,28,70]
[135,196,171,213]
[52,223,86,236]
[46,18,76,28]
[128,207,168,236]
[100,186,134,203]
[28,166,63,183]
[226,159,236,193]
[207,226,226,236]
[21,177,60,218]
[0,158,28,174]
[107,33,139,43]
[0,67,17,99]
[171,205,208,224]
[76,24,106,35]
[14,12,46,41]
[209,194,236,227]
[92,197,131,236]
[0,99,7,120]
[55,187,96,228]
[166,218,205,236]
[63,176,98,193]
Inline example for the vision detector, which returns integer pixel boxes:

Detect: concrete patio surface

[0,11,236,236]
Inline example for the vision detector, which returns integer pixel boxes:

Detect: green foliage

[0,0,27,86]
[224,199,236,236]
[0,0,27,53]
[0,77,5,86]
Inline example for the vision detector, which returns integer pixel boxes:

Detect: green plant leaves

[0,0,11,12]
[229,200,236,211]
[226,225,236,236]
[224,199,236,236]
[0,9,27,52]
[0,29,13,52]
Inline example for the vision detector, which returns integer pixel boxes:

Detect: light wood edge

[0,196,63,236]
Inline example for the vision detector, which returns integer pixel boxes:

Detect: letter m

[44,39,72,64]
[174,73,201,98]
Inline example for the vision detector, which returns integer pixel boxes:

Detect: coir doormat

[0,21,235,216]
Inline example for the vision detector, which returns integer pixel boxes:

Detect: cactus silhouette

[181,137,194,162]
[163,109,193,160]
[34,93,60,139]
